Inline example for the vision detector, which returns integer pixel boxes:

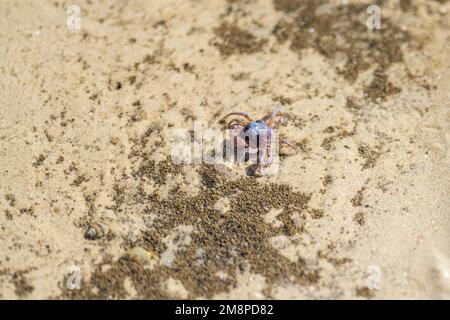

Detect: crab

[223,108,296,175]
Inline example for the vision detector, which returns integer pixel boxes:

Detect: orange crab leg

[280,138,297,150]
[227,118,248,129]
[271,116,284,129]
[223,112,253,124]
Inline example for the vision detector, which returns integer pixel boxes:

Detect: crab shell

[232,120,276,166]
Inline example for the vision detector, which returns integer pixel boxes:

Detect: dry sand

[0,0,449,299]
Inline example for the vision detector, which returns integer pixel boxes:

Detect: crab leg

[223,112,253,124]
[228,124,244,136]
[270,108,280,119]
[271,116,284,129]
[227,118,248,129]
[280,138,297,150]
[267,108,280,127]
[235,135,250,164]
[256,147,272,176]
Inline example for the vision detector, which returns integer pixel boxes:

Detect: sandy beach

[0,0,449,299]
